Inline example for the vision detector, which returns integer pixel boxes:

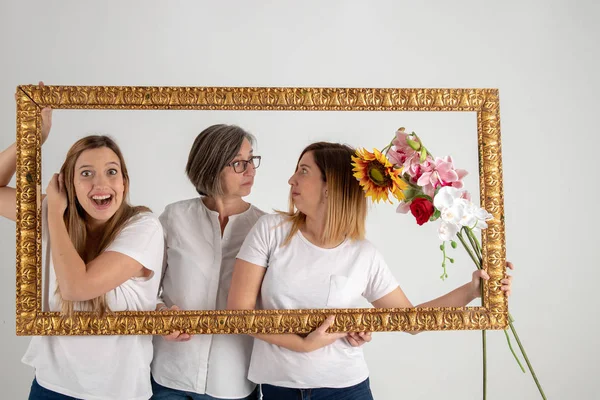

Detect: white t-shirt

[22,201,164,400]
[236,213,399,389]
[151,197,265,398]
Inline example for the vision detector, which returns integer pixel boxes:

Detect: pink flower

[387,128,422,174]
[396,201,411,214]
[404,158,434,183]
[416,156,468,198]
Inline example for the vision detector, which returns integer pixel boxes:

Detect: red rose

[409,198,434,226]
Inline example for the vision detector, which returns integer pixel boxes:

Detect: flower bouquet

[351,128,546,399]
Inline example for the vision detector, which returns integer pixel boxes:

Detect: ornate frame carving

[15,86,506,335]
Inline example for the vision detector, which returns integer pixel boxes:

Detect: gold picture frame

[15,85,507,335]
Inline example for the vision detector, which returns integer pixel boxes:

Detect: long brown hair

[281,142,367,247]
[56,135,149,316]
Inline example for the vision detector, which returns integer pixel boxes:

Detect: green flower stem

[457,231,487,399]
[466,226,541,390]
[439,243,448,280]
[458,229,546,399]
[465,228,482,263]
[508,317,547,399]
[456,232,480,269]
[467,228,483,259]
[504,328,526,373]
[382,137,396,155]
[482,330,487,400]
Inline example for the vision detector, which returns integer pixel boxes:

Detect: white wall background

[1,1,598,399]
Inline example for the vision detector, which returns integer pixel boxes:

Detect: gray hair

[185,124,255,197]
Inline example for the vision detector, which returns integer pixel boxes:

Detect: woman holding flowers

[227,141,513,399]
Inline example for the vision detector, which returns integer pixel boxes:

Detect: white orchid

[439,220,460,241]
[433,186,463,210]
[433,186,493,241]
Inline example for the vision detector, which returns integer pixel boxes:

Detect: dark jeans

[28,378,81,400]
[151,376,257,400]
[260,378,373,400]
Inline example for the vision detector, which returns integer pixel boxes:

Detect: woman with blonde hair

[0,105,164,399]
[228,142,513,399]
[151,126,371,400]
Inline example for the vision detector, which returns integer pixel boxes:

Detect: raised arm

[0,103,52,221]
[47,174,157,301]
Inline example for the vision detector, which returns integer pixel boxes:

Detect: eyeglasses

[228,156,261,173]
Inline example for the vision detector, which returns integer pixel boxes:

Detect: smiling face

[287,150,327,217]
[72,147,125,226]
[219,138,256,198]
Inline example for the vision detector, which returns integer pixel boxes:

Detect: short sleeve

[363,250,399,303]
[158,205,170,241]
[104,213,164,278]
[155,207,171,303]
[235,214,274,268]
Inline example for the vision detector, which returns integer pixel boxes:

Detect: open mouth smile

[90,194,114,210]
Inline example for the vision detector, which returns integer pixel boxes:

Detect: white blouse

[151,197,265,398]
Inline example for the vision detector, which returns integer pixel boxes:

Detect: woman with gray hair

[150,124,264,400]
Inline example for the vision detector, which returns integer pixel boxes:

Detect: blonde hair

[56,135,149,317]
[281,142,367,247]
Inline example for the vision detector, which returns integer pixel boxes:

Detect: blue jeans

[28,378,81,400]
[151,376,257,399]
[260,378,373,400]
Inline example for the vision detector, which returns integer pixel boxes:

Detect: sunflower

[351,148,408,203]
